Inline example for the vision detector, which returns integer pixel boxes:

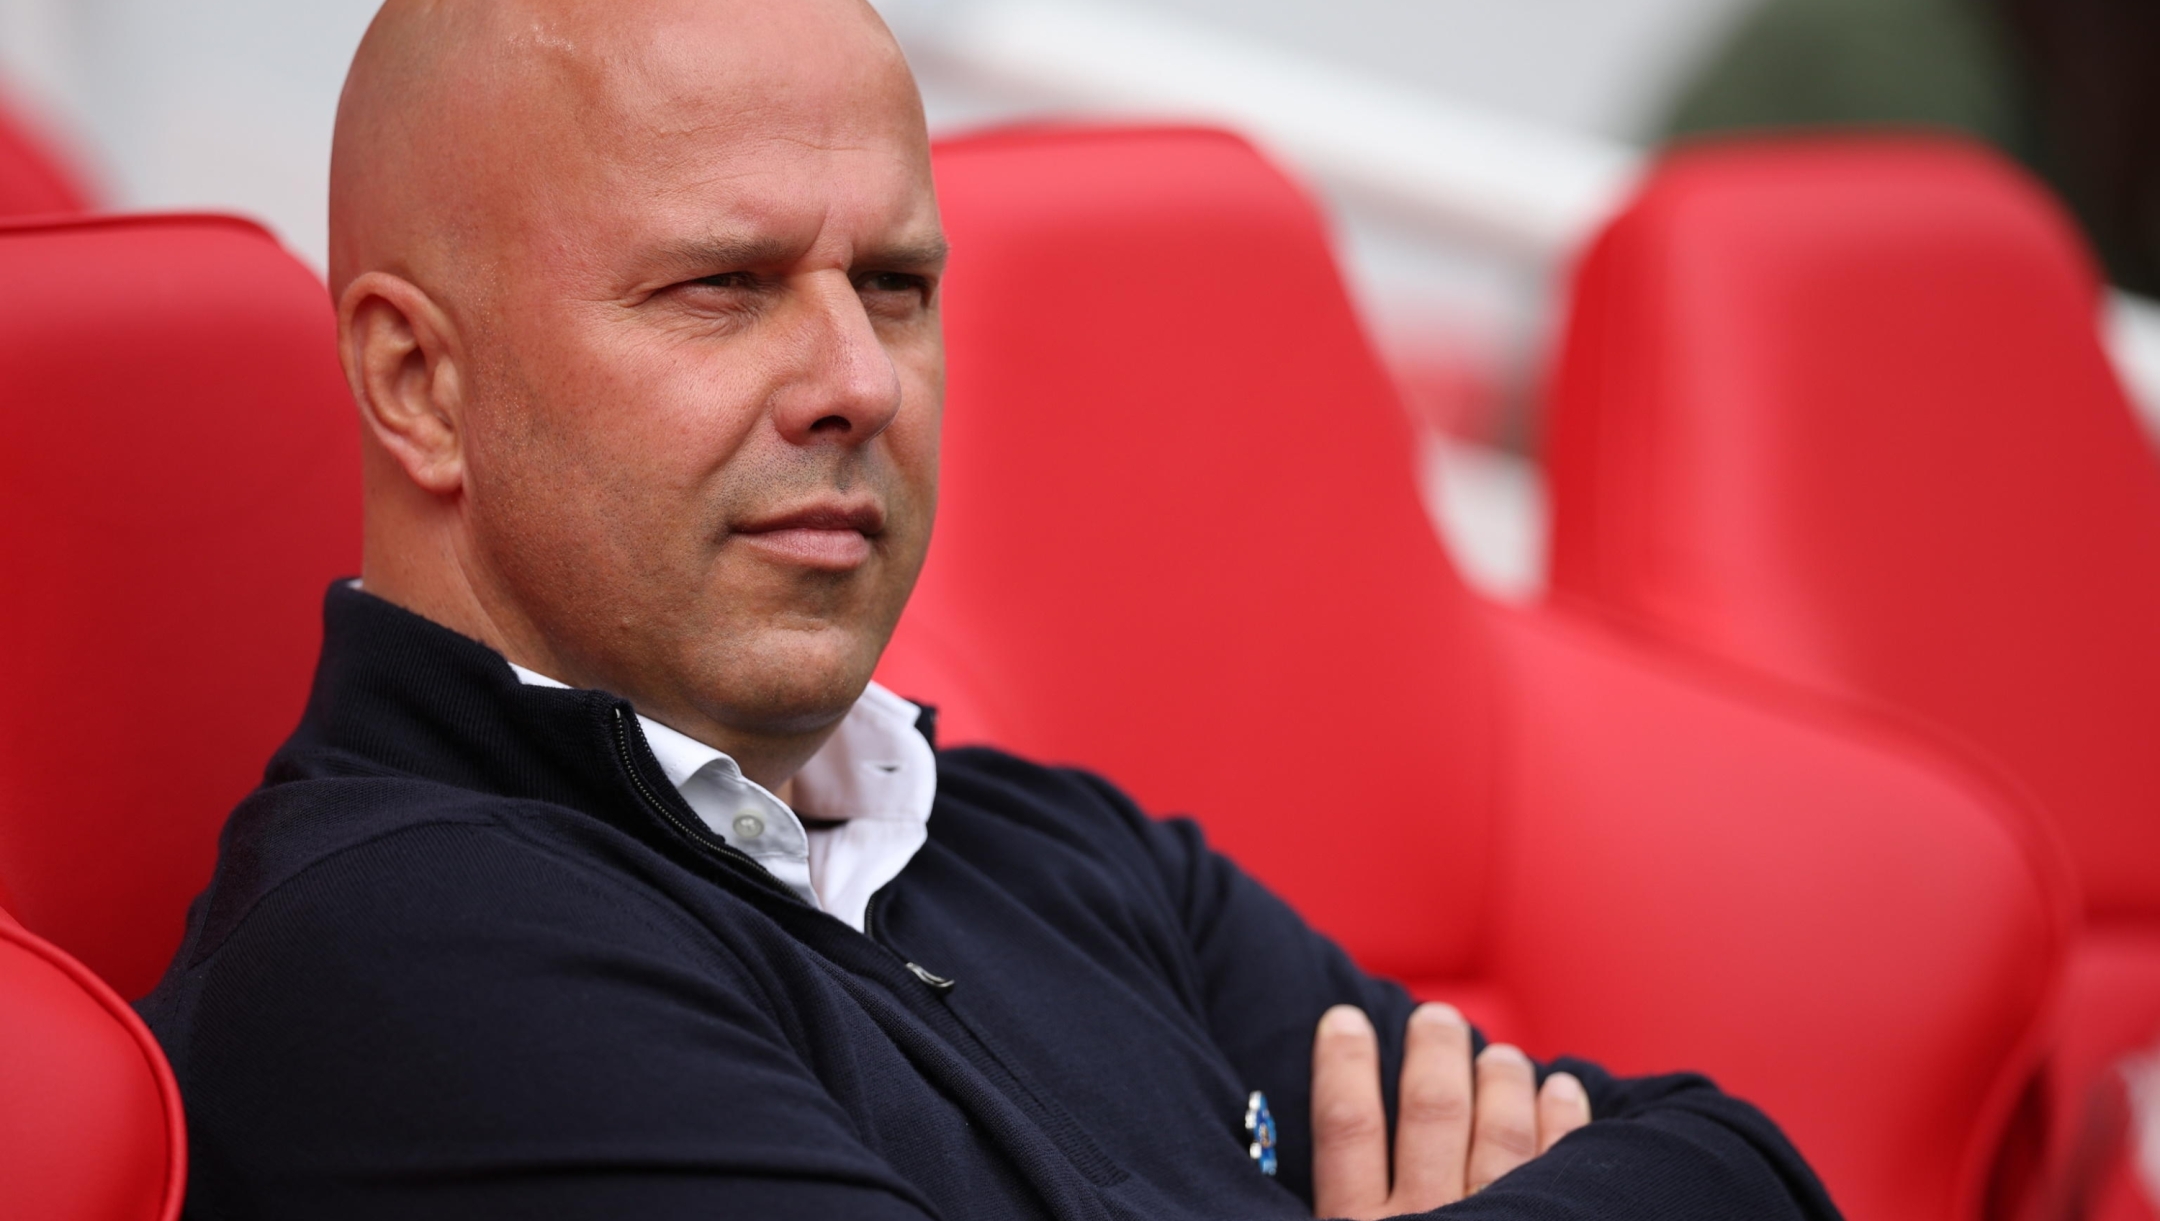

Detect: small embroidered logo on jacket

[1245,1090,1278,1177]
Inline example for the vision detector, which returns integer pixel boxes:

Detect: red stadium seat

[0,88,93,215]
[0,905,184,1221]
[1544,136,2160,1218]
[878,125,2075,1221]
[0,214,361,1000]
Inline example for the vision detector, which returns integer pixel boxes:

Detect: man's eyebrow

[857,238,951,269]
[652,235,803,274]
[651,235,951,275]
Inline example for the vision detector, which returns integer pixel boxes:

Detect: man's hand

[1310,1004,1590,1219]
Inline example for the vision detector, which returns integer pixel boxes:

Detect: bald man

[138,3,1839,1219]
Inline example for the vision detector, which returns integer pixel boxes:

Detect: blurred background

[4,2,2160,1215]
[5,0,2159,603]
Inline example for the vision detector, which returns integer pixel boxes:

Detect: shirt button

[732,813,765,840]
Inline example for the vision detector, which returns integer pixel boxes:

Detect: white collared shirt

[510,665,935,932]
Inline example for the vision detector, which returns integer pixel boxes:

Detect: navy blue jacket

[140,585,1841,1219]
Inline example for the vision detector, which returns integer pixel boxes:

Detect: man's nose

[769,269,904,446]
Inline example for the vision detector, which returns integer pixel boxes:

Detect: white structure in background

[2109,296,2160,444]
[900,0,1643,259]
[0,0,380,265]
[2126,1046,2160,1209]
[3,0,2156,599]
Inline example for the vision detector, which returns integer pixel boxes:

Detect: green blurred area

[1664,0,2160,297]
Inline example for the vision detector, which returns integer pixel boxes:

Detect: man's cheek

[886,409,942,495]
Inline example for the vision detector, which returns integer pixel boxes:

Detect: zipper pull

[904,961,956,992]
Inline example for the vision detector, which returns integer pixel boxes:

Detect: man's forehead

[504,0,919,136]
[514,5,931,206]
[586,123,940,271]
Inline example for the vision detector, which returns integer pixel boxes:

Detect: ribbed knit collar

[278,581,940,882]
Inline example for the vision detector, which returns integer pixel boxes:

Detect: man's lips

[730,502,883,571]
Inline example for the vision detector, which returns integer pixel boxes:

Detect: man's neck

[360,567,835,795]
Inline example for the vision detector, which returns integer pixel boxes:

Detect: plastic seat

[0,214,361,1000]
[875,124,2072,1221]
[0,89,93,215]
[1544,135,2160,1218]
[0,904,184,1221]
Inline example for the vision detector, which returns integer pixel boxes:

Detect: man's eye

[688,271,755,290]
[857,271,930,299]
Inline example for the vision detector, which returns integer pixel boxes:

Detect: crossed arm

[160,769,1840,1219]
[1309,1003,1590,1218]
[1131,772,1842,1221]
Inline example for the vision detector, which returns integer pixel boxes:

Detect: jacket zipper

[612,710,1108,1182]
[610,706,800,904]
[611,705,955,992]
[867,890,955,992]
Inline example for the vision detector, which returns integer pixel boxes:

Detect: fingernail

[1320,1005,1372,1036]
[1546,1071,1587,1100]
[1413,1002,1466,1029]
[1479,1042,1529,1064]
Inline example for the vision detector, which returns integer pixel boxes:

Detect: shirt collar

[505,663,934,827]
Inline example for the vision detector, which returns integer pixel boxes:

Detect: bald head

[330,0,946,790]
[331,0,923,298]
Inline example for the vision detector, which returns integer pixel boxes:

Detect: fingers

[1387,1003,1474,1210]
[1536,1071,1591,1154]
[1310,1006,1389,1220]
[1466,1043,1539,1194]
[1312,1007,1596,1216]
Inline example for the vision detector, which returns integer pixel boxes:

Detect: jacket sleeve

[1095,778,1844,1221]
[157,820,940,1221]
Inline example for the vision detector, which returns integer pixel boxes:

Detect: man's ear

[339,271,468,495]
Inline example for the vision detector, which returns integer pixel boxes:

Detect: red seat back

[0,215,360,998]
[0,907,183,1221]
[1544,135,2160,1216]
[1547,137,2160,925]
[881,126,1501,982]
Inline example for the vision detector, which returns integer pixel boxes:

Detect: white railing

[903,0,1639,261]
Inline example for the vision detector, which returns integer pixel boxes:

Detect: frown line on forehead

[645,233,951,277]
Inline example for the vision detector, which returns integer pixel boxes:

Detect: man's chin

[691,631,884,737]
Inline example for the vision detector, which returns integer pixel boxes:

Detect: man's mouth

[731,501,884,571]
